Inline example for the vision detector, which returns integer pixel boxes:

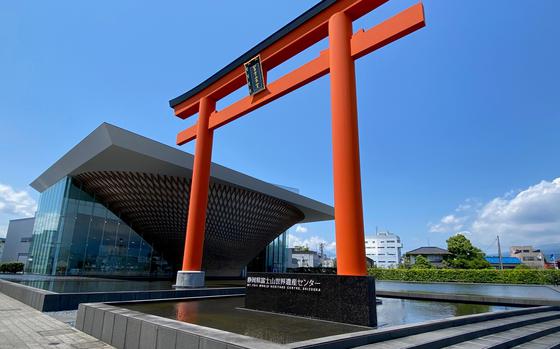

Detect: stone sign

[245,272,377,327]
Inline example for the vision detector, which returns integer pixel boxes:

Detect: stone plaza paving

[0,292,113,349]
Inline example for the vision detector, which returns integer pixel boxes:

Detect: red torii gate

[170,0,425,287]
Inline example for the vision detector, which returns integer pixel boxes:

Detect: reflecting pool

[377,280,560,300]
[120,296,518,344]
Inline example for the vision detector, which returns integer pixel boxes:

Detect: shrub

[0,262,24,274]
[286,267,336,274]
[368,268,560,285]
[411,255,433,269]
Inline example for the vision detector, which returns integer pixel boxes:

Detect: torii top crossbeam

[169,0,425,286]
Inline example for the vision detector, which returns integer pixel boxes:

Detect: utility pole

[497,235,504,270]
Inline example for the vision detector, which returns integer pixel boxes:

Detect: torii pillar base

[173,270,205,289]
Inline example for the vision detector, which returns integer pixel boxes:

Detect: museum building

[25,123,333,278]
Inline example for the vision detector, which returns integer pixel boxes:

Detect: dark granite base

[245,272,377,326]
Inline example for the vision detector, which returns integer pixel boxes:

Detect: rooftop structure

[485,256,522,269]
[406,246,452,256]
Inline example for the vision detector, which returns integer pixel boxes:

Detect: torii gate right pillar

[329,12,367,276]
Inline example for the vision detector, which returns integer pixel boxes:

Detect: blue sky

[1,1,559,256]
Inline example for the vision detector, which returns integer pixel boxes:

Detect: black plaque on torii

[244,55,266,95]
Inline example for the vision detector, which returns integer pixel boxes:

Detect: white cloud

[455,198,481,212]
[0,183,37,217]
[471,178,560,247]
[294,224,308,233]
[0,225,7,238]
[288,233,336,255]
[429,177,560,249]
[428,214,465,233]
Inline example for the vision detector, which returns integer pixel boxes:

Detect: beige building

[510,246,545,269]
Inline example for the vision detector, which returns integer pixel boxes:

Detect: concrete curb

[0,278,54,310]
[0,278,246,311]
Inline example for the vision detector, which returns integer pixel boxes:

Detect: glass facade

[247,231,290,273]
[261,184,299,273]
[265,232,288,272]
[27,177,172,277]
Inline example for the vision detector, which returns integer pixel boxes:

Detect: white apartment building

[365,231,403,268]
[290,248,321,267]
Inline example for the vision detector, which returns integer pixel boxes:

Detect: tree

[412,255,433,269]
[400,255,412,269]
[445,234,491,269]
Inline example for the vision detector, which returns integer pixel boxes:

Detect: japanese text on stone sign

[246,276,321,292]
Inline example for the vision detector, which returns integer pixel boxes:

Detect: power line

[482,236,499,255]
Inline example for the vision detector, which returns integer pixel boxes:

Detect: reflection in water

[127,296,367,344]
[376,298,501,327]
[176,301,199,323]
[455,303,491,317]
[122,296,518,344]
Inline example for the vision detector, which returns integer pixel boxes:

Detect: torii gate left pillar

[175,97,215,288]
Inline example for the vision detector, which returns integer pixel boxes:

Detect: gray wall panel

[2,218,34,263]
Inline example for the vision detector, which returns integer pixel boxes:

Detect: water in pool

[120,296,518,344]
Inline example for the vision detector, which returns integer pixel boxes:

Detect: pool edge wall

[0,278,53,311]
[0,278,245,311]
[76,301,560,349]
[76,301,284,349]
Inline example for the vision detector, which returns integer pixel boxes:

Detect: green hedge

[368,268,560,285]
[0,262,24,274]
[287,267,336,274]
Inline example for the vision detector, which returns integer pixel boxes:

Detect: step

[513,330,560,349]
[357,310,560,349]
[445,318,560,348]
[337,306,556,349]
